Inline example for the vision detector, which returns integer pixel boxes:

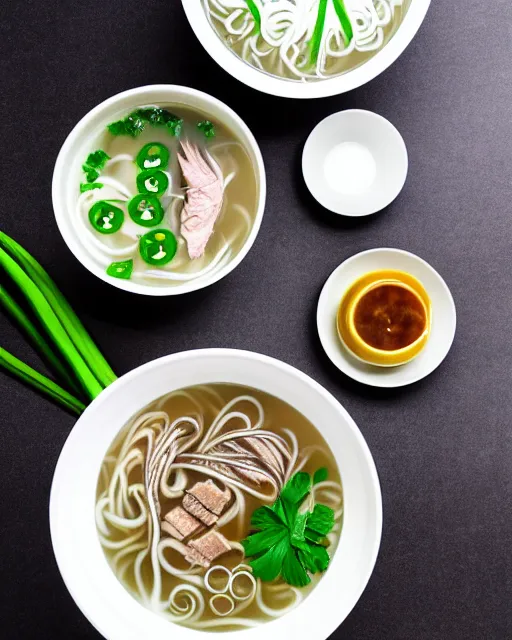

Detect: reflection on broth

[96,384,343,631]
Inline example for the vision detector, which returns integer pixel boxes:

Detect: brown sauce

[354,284,427,351]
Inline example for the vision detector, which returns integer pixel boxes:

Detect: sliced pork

[185,530,231,568]
[178,141,224,259]
[162,505,204,541]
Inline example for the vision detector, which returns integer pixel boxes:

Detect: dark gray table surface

[1,1,511,638]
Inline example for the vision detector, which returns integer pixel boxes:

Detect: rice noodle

[96,385,343,630]
[203,0,407,81]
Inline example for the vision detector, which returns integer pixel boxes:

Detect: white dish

[50,349,382,640]
[303,110,408,216]
[317,249,456,387]
[181,1,431,99]
[52,85,266,296]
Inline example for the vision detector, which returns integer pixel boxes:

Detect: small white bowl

[50,349,382,640]
[302,110,408,216]
[182,1,431,99]
[317,249,456,387]
[52,85,266,296]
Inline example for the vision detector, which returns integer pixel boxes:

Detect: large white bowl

[52,85,266,296]
[182,1,431,99]
[50,349,382,640]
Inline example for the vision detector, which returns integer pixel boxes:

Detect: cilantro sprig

[81,149,110,188]
[107,108,183,138]
[241,468,336,587]
[197,120,215,139]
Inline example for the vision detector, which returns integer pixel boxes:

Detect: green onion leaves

[241,469,337,588]
[0,232,117,412]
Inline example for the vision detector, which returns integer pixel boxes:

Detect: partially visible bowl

[182,1,431,99]
[50,349,382,640]
[52,85,266,296]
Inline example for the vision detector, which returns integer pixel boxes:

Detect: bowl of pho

[182,0,431,98]
[52,86,265,295]
[50,349,382,639]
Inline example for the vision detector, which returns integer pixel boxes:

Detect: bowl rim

[49,348,383,639]
[182,0,432,99]
[52,85,266,296]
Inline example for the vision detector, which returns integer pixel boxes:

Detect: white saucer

[317,248,456,387]
[302,110,408,216]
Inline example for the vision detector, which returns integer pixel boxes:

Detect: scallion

[0,245,103,400]
[0,347,85,415]
[310,0,328,64]
[0,232,116,387]
[0,285,82,396]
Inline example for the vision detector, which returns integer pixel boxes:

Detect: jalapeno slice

[128,194,164,227]
[88,201,124,234]
[106,259,134,280]
[136,142,170,170]
[139,229,177,266]
[136,169,169,197]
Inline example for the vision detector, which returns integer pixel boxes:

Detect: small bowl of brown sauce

[337,270,431,367]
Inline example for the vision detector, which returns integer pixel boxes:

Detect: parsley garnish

[82,150,110,183]
[80,182,103,193]
[241,468,336,587]
[197,120,215,138]
[107,108,184,138]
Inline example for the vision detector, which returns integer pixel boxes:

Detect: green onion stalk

[0,231,117,414]
[0,347,85,415]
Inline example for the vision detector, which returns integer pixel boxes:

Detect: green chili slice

[139,229,177,266]
[106,259,134,280]
[88,201,124,234]
[136,169,169,197]
[128,194,164,227]
[136,142,170,170]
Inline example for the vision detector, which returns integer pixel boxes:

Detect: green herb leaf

[313,467,328,485]
[251,505,285,530]
[269,497,288,526]
[281,547,311,587]
[304,527,326,544]
[242,526,287,557]
[306,504,335,536]
[197,120,215,138]
[85,150,110,169]
[107,109,183,138]
[281,472,311,505]
[290,512,308,546]
[80,182,103,193]
[297,543,330,574]
[250,537,289,582]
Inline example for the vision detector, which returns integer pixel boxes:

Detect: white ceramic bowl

[50,349,382,640]
[52,85,266,296]
[303,110,408,216]
[182,1,431,99]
